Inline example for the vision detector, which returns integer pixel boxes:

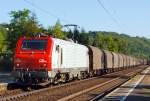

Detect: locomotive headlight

[16,63,20,67]
[43,64,47,67]
[39,59,47,63]
[40,63,47,68]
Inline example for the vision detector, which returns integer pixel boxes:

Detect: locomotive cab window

[21,40,48,50]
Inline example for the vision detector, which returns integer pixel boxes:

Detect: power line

[96,0,122,30]
[104,0,128,32]
[23,0,69,23]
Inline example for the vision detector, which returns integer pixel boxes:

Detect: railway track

[0,65,147,101]
[58,66,146,101]
[0,89,25,99]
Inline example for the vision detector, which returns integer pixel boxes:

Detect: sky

[0,0,150,38]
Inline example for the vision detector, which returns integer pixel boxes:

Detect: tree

[47,26,53,36]
[52,20,65,39]
[7,9,42,51]
[78,28,89,45]
[93,33,102,47]
[0,25,7,52]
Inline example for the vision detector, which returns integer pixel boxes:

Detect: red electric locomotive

[13,35,53,85]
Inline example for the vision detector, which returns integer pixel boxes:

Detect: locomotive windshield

[21,40,47,50]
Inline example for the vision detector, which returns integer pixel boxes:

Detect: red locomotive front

[13,36,53,85]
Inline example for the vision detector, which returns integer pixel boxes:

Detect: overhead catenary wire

[23,0,70,24]
[105,0,128,32]
[96,0,123,31]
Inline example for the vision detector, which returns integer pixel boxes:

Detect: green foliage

[51,20,65,39]
[78,28,89,45]
[0,25,7,52]
[0,53,13,71]
[47,26,53,36]
[7,9,42,51]
[90,31,150,59]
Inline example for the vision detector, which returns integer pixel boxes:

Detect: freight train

[12,34,147,85]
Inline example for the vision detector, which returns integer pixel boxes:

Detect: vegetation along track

[0,65,147,101]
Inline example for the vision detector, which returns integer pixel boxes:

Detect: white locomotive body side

[48,38,89,79]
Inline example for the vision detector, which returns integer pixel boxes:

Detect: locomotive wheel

[22,86,32,91]
[60,73,70,83]
[53,73,70,84]
[65,73,70,82]
[79,71,88,79]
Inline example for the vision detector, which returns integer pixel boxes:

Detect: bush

[0,53,13,72]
